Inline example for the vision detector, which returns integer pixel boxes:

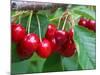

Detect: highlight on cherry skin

[37,38,52,58]
[11,23,26,43]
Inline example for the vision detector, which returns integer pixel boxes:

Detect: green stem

[62,15,68,30]
[57,11,67,29]
[27,11,33,34]
[12,11,29,18]
[57,15,63,29]
[18,15,21,24]
[36,15,42,42]
[69,15,75,28]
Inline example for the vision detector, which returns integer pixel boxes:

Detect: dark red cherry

[45,24,57,39]
[49,38,56,50]
[55,30,68,45]
[17,33,40,59]
[37,38,52,58]
[68,28,74,40]
[11,23,26,43]
[59,40,76,57]
[86,20,96,31]
[78,18,87,27]
[17,43,33,59]
[48,38,60,53]
[21,33,40,51]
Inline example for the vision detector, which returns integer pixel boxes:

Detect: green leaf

[42,53,63,72]
[72,6,96,20]
[27,53,46,73]
[74,25,96,69]
[11,53,46,74]
[11,59,30,74]
[62,54,82,71]
[17,14,49,38]
[11,43,21,63]
[48,8,64,20]
[30,14,49,38]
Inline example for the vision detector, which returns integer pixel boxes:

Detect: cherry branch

[11,1,68,11]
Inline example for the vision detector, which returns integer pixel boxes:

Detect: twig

[11,1,68,11]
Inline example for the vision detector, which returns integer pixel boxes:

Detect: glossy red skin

[48,38,61,53]
[86,20,96,31]
[49,38,56,51]
[11,23,26,43]
[17,33,40,59]
[68,28,74,40]
[58,40,76,57]
[21,33,40,51]
[45,24,57,39]
[17,43,33,59]
[78,18,88,27]
[55,30,68,45]
[37,38,52,58]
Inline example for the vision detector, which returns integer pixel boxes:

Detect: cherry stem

[36,15,42,42]
[12,11,29,18]
[18,15,21,24]
[57,15,63,29]
[57,11,68,29]
[27,11,33,34]
[69,15,75,29]
[62,14,68,30]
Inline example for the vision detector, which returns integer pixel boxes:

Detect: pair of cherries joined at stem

[78,17,96,32]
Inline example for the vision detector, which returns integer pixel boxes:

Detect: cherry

[45,24,57,39]
[58,40,76,57]
[86,20,96,31]
[11,23,26,43]
[68,28,74,40]
[54,30,68,45]
[17,43,33,59]
[21,33,40,51]
[37,38,52,58]
[48,38,60,53]
[49,38,56,51]
[78,18,87,27]
[17,33,40,59]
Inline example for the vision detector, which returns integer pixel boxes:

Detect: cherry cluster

[11,23,76,59]
[78,17,96,32]
[45,24,76,57]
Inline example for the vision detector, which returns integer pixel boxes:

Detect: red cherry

[21,33,40,51]
[55,30,68,45]
[17,43,33,59]
[49,38,56,50]
[11,23,26,43]
[17,33,40,59]
[78,18,87,27]
[68,28,74,40]
[45,24,57,39]
[48,38,60,53]
[37,38,52,58]
[59,40,76,57]
[86,20,96,31]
